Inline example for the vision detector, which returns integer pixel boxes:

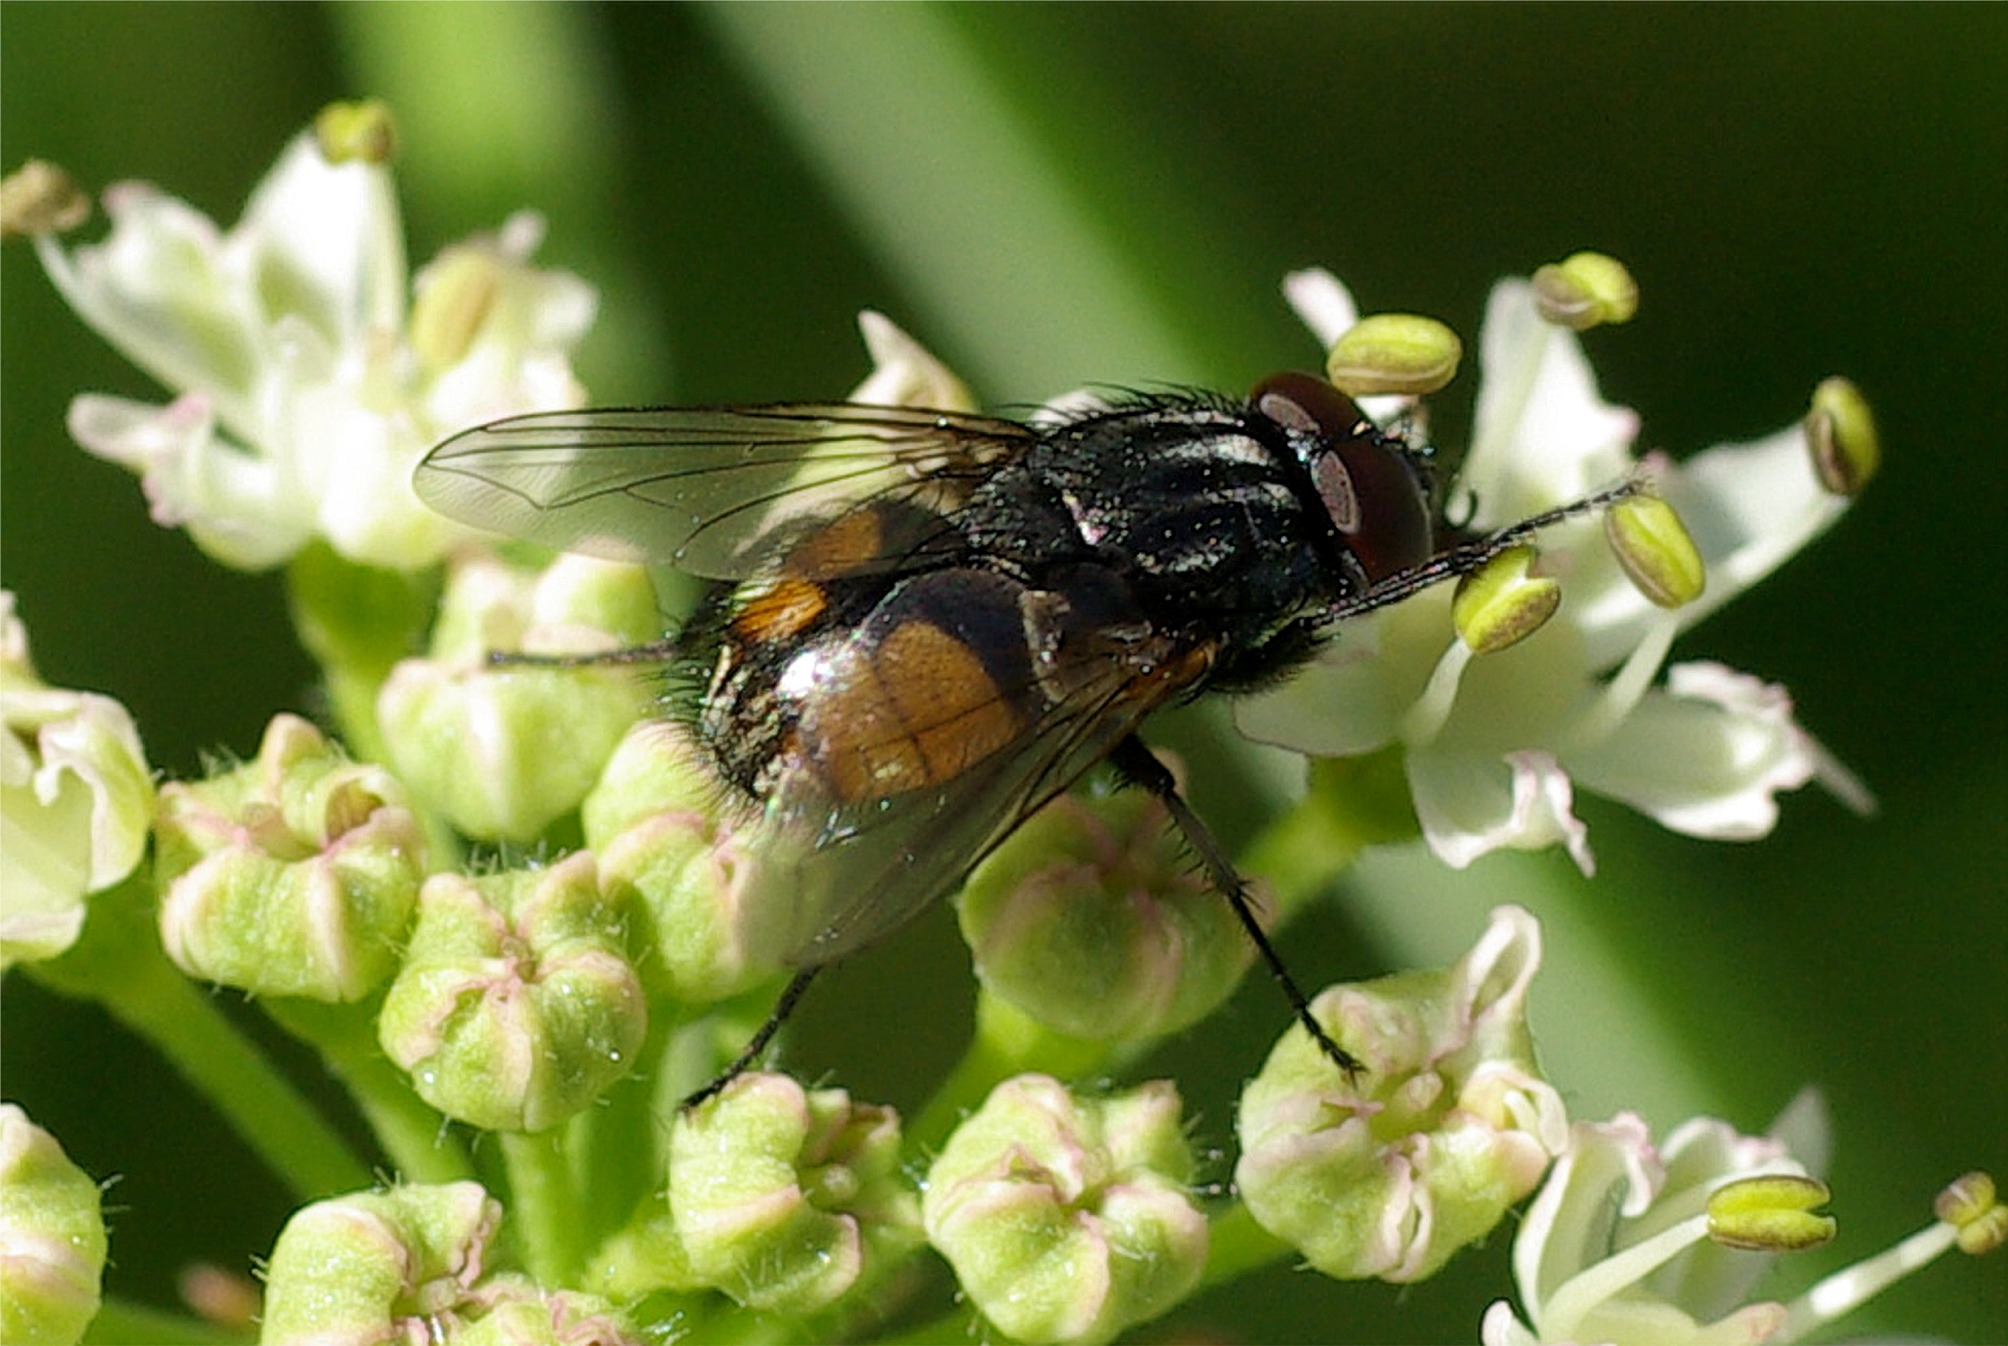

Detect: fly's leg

[1109,736,1365,1081]
[679,965,824,1110]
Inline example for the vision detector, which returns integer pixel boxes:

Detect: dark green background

[3,5,2001,1342]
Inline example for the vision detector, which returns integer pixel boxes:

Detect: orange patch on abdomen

[803,620,1027,803]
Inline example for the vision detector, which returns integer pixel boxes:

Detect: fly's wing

[733,622,1208,970]
[415,404,1038,578]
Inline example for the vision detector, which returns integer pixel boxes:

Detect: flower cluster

[2,107,1991,1346]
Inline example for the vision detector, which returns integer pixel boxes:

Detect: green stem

[30,880,372,1200]
[500,1128,585,1285]
[907,991,1113,1159]
[1200,1201,1294,1291]
[262,998,473,1185]
[871,1304,983,1346]
[84,1297,245,1346]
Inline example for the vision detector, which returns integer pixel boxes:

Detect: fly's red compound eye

[1253,372,1433,585]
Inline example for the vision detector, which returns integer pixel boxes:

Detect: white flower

[31,115,596,571]
[0,591,155,969]
[1237,268,1870,874]
[1480,1101,1823,1346]
[1481,1097,2004,1346]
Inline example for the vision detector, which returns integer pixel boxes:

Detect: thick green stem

[84,1296,244,1346]
[907,991,1113,1159]
[30,879,372,1200]
[1200,1201,1294,1291]
[262,998,472,1185]
[500,1127,586,1286]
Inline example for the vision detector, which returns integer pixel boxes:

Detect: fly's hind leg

[1108,736,1364,1081]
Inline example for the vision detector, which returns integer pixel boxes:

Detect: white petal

[30,693,154,892]
[1464,280,1639,528]
[234,132,408,348]
[849,310,974,411]
[1513,1114,1663,1320]
[35,185,261,422]
[1282,267,1360,348]
[1410,747,1596,876]
[1567,662,1833,840]
[67,393,310,570]
[1479,1300,1540,1346]
[1660,426,1850,632]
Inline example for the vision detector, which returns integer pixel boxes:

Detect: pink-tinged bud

[670,1073,921,1316]
[378,552,659,842]
[956,783,1254,1044]
[258,1181,500,1346]
[584,723,778,1007]
[378,852,646,1132]
[1236,906,1566,1282]
[155,713,423,1001]
[0,1105,107,1346]
[924,1075,1206,1344]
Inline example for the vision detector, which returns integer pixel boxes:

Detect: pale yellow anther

[1935,1171,2006,1255]
[1452,547,1562,654]
[0,160,91,239]
[1325,313,1463,397]
[1532,252,1639,330]
[1805,375,1880,497]
[1707,1174,1836,1252]
[1605,493,1706,609]
[313,99,397,166]
[410,248,501,372]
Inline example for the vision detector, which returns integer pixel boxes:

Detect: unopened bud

[671,1074,920,1315]
[378,853,646,1133]
[0,1106,106,1346]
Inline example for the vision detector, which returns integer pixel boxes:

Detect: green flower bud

[1325,313,1463,396]
[379,553,659,842]
[584,723,776,1006]
[1604,493,1706,609]
[155,713,422,1001]
[1451,546,1562,655]
[1235,906,1565,1283]
[1532,251,1639,329]
[1804,375,1879,497]
[258,1181,501,1346]
[378,852,646,1133]
[1,160,91,239]
[0,1106,106,1346]
[924,1075,1206,1345]
[1,592,155,970]
[312,99,397,166]
[671,1073,921,1315]
[956,783,1255,1044]
[451,1280,641,1346]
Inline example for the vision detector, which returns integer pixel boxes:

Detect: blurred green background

[2,5,2001,1342]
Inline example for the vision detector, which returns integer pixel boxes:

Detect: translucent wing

[732,619,1207,970]
[416,403,1039,578]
